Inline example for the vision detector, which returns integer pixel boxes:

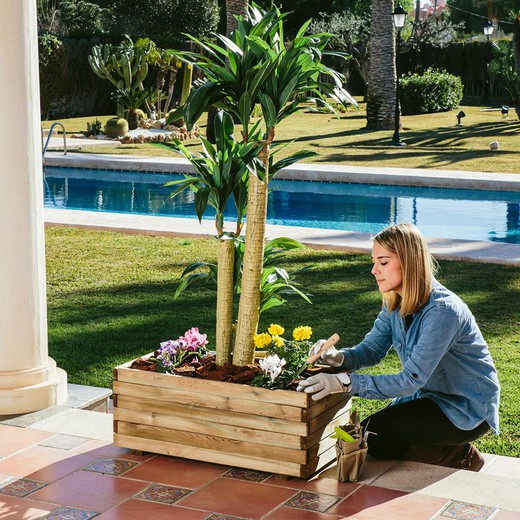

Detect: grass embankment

[46,227,520,457]
[42,99,520,174]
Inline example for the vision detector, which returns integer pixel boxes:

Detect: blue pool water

[43,167,520,244]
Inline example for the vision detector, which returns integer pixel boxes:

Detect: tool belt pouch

[335,410,368,482]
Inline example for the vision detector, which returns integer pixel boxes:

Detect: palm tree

[366,0,397,130]
[171,4,356,365]
[513,11,520,119]
[226,0,248,35]
[166,111,261,364]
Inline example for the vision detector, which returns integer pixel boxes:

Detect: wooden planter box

[113,354,351,478]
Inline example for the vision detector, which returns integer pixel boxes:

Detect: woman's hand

[296,373,351,400]
[308,339,344,367]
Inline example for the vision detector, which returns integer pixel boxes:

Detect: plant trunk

[128,109,138,130]
[226,0,249,35]
[216,237,235,365]
[366,0,396,130]
[513,15,520,120]
[232,145,269,366]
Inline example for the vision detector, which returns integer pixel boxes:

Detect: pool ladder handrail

[42,122,67,157]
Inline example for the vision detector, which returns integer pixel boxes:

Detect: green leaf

[194,189,210,222]
[330,426,356,442]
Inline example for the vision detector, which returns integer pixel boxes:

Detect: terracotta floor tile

[179,477,297,519]
[123,456,228,488]
[0,493,56,519]
[0,425,53,456]
[0,446,76,477]
[96,499,209,519]
[263,506,347,519]
[35,453,103,485]
[73,440,156,462]
[29,470,149,512]
[328,486,448,519]
[265,475,361,497]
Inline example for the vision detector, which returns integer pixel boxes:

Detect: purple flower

[156,328,209,373]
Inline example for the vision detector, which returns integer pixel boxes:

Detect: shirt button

[412,373,418,378]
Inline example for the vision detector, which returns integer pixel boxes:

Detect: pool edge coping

[44,209,520,266]
[44,153,520,192]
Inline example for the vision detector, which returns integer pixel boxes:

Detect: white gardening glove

[296,373,351,401]
[308,339,344,367]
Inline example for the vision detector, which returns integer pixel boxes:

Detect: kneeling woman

[297,223,500,471]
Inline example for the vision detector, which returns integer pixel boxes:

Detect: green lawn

[45,227,520,457]
[42,99,520,174]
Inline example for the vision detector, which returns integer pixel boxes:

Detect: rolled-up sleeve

[349,304,462,399]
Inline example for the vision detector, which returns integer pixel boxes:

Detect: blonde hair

[374,223,437,316]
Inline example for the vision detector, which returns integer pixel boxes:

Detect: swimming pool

[43,167,520,244]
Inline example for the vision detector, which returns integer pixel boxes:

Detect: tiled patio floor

[1,401,519,520]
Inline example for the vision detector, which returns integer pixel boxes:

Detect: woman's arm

[350,304,462,399]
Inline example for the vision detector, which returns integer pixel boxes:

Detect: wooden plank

[115,395,307,436]
[114,433,305,477]
[304,409,350,449]
[113,380,304,422]
[116,421,308,464]
[301,444,337,478]
[114,408,303,449]
[304,393,350,421]
[308,402,350,434]
[115,364,309,407]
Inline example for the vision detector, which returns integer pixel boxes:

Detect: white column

[0,0,67,413]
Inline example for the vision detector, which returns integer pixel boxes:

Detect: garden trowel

[290,333,340,385]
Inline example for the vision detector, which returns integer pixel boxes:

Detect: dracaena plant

[169,3,357,366]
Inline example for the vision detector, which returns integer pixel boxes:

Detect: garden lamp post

[392,4,407,146]
[483,20,493,102]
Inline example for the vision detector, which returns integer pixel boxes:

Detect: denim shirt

[342,280,500,434]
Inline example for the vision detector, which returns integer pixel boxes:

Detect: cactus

[88,36,150,90]
[104,117,129,138]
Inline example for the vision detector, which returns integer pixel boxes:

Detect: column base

[0,360,67,414]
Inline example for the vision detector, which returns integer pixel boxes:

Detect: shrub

[104,117,129,138]
[400,68,464,115]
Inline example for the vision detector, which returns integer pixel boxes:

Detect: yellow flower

[268,324,285,336]
[254,332,272,349]
[293,326,312,341]
[272,335,285,347]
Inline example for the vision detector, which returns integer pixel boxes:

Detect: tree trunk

[232,145,269,366]
[366,0,396,130]
[127,109,138,130]
[226,0,249,35]
[513,14,520,120]
[216,237,235,365]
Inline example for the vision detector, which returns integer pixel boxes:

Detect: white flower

[259,354,287,383]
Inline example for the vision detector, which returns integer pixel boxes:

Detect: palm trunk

[216,237,235,365]
[232,144,270,365]
[513,15,520,119]
[366,0,396,130]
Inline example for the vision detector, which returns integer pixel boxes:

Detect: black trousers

[360,397,490,460]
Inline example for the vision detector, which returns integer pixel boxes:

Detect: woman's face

[371,242,403,295]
